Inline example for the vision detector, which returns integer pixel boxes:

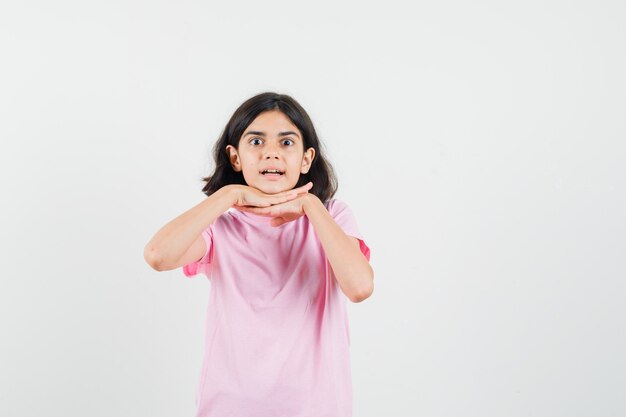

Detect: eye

[282,138,295,146]
[249,137,263,145]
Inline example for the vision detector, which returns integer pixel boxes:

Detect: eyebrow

[243,130,300,139]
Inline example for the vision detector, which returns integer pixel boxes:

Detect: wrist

[302,193,322,213]
[221,184,242,206]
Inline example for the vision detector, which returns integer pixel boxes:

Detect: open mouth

[260,169,285,176]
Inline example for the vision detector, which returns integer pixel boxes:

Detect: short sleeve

[182,226,213,278]
[325,199,371,261]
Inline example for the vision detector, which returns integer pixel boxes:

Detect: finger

[238,198,271,208]
[252,198,273,207]
[270,217,286,227]
[266,182,312,202]
[233,204,254,210]
[272,193,298,203]
[245,194,276,208]
[280,182,312,197]
[271,185,310,204]
[294,182,313,194]
[234,205,269,215]
[261,207,278,216]
[255,185,311,208]
[247,207,272,215]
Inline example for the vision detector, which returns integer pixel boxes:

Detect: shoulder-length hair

[201,92,338,203]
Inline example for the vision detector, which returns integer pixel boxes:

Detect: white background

[1,0,625,416]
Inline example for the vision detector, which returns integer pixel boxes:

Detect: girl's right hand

[229,182,313,208]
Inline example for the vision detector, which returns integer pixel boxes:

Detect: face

[226,110,315,194]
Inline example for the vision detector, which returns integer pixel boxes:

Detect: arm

[143,182,313,271]
[303,194,374,303]
[143,185,236,271]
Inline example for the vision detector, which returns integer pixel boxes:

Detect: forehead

[245,110,300,135]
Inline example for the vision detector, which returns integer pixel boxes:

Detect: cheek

[240,154,257,168]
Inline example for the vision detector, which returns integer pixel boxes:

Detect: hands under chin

[234,193,315,227]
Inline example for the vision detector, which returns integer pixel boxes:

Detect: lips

[260,168,285,176]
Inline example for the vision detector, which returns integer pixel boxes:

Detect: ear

[300,147,316,174]
[225,145,242,172]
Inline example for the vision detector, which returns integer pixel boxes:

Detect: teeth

[263,169,282,174]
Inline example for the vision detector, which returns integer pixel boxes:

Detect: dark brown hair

[201,92,338,202]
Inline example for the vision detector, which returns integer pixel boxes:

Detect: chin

[256,182,296,195]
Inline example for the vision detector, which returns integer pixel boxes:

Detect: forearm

[144,186,236,269]
[303,195,374,302]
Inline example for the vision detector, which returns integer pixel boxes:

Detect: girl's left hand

[234,193,313,227]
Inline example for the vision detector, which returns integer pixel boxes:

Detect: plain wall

[1,0,625,416]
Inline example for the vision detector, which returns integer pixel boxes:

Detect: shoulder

[323,198,350,212]
[321,197,367,244]
[323,198,355,220]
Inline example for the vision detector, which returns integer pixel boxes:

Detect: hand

[230,182,313,209]
[235,193,316,227]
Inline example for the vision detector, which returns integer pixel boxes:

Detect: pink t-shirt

[182,198,371,417]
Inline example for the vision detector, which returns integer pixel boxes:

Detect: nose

[263,142,280,159]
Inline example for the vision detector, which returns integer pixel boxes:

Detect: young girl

[144,92,373,417]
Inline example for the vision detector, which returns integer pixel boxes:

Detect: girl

[144,92,373,417]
